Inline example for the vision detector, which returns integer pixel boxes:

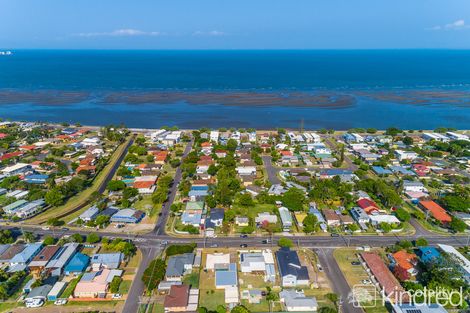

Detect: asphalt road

[122,245,161,313]
[315,248,364,313]
[153,139,193,236]
[262,155,281,184]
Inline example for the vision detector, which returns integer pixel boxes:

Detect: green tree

[141,259,166,291]
[231,305,251,313]
[23,231,36,243]
[44,188,65,207]
[107,180,126,191]
[282,188,306,211]
[303,214,318,233]
[43,235,56,245]
[278,238,293,248]
[70,233,84,243]
[238,193,254,207]
[449,217,467,233]
[86,233,100,244]
[415,238,428,247]
[394,208,411,222]
[109,276,122,293]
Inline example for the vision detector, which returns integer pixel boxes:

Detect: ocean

[1,49,470,129]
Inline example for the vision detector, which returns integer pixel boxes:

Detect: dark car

[262,239,270,244]
[240,244,248,248]
[240,234,248,238]
[351,261,361,266]
[330,233,340,237]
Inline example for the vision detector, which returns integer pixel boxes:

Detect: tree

[226,139,238,152]
[278,238,293,248]
[95,215,110,228]
[415,238,428,247]
[318,307,337,313]
[380,222,392,233]
[70,233,84,243]
[231,305,251,313]
[394,208,411,222]
[282,188,306,211]
[44,188,64,207]
[303,214,318,233]
[23,231,36,243]
[109,276,122,293]
[43,235,56,245]
[449,217,467,233]
[403,136,413,146]
[47,217,64,227]
[107,180,126,191]
[238,193,254,207]
[86,233,100,244]
[141,259,166,291]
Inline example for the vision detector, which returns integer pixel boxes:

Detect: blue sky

[1,0,470,49]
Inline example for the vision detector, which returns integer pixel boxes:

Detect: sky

[1,0,470,49]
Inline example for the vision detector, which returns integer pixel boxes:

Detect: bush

[278,238,293,248]
[166,244,196,257]
[109,276,122,293]
[86,233,100,244]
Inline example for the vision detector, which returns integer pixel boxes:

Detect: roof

[280,289,318,309]
[65,252,90,272]
[357,198,379,214]
[10,243,42,264]
[275,247,309,281]
[133,180,155,189]
[27,284,53,300]
[166,253,195,277]
[29,245,61,267]
[45,243,79,269]
[215,263,238,286]
[164,285,190,308]
[0,245,25,261]
[392,250,417,271]
[91,253,123,266]
[438,244,470,276]
[361,252,407,301]
[392,303,448,313]
[419,200,452,223]
[416,247,441,263]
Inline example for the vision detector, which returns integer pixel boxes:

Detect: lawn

[61,276,80,298]
[31,136,131,224]
[118,279,132,294]
[231,203,277,219]
[199,290,225,311]
[182,272,200,288]
[0,302,19,312]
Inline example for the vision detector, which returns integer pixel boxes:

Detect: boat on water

[0,51,13,56]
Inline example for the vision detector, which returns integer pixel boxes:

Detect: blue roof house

[416,247,441,264]
[10,243,42,266]
[215,263,238,289]
[65,253,90,276]
[24,174,49,184]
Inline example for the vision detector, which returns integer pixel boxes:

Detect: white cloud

[192,30,225,36]
[74,28,163,37]
[428,19,469,31]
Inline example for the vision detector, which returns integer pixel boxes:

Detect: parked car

[361,279,372,284]
[240,244,248,248]
[240,234,248,238]
[26,299,44,308]
[112,294,122,299]
[261,239,270,244]
[351,261,361,266]
[54,299,67,306]
[330,233,340,237]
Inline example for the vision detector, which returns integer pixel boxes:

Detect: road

[316,248,363,313]
[153,139,193,236]
[122,246,161,313]
[262,155,281,184]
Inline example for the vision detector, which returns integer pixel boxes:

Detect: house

[309,204,327,232]
[0,245,25,265]
[392,303,448,313]
[78,206,100,222]
[438,244,470,283]
[133,176,157,194]
[205,253,230,270]
[276,247,309,287]
[205,208,224,237]
[1,163,32,176]
[45,243,79,274]
[165,253,195,281]
[181,201,205,227]
[10,243,42,267]
[369,214,401,226]
[418,200,452,224]
[64,253,90,276]
[215,263,238,289]
[391,250,418,276]
[91,253,123,270]
[236,166,257,176]
[357,198,380,215]
[372,166,393,176]
[360,252,408,303]
[280,290,318,312]
[278,206,293,231]
[74,269,122,298]
[339,214,354,225]
[110,208,145,223]
[241,289,263,304]
[164,285,190,312]
[23,174,49,184]
[350,207,370,227]
[239,250,275,282]
[322,209,340,227]
[26,284,53,302]
[28,245,61,277]
[446,131,469,141]
[255,212,278,225]
[402,180,427,193]
[416,247,441,264]
[395,150,418,161]
[235,216,249,227]
[47,281,67,301]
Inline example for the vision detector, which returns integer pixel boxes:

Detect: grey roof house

[275,247,309,287]
[91,253,123,270]
[165,253,195,281]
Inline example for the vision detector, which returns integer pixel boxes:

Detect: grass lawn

[231,203,277,219]
[126,249,142,269]
[9,274,32,300]
[0,302,19,312]
[118,279,132,294]
[182,272,200,288]
[31,136,131,224]
[199,290,225,311]
[61,276,80,298]
[334,248,387,313]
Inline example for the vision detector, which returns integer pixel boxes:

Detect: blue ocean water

[1,49,470,129]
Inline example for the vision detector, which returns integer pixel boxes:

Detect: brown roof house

[28,245,61,278]
[164,285,190,312]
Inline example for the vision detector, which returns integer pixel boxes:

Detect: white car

[25,299,44,308]
[361,279,372,284]
[54,299,67,305]
[112,293,122,299]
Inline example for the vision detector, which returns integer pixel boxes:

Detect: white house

[280,290,318,312]
[395,150,419,161]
